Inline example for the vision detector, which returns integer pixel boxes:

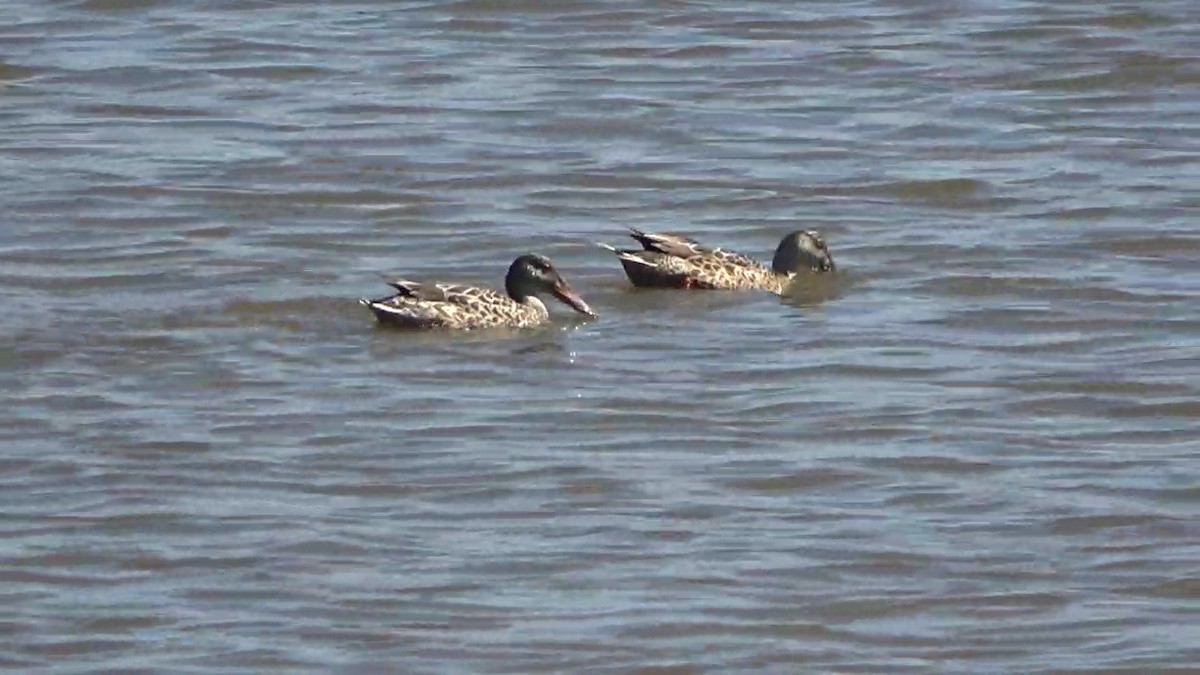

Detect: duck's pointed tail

[596,242,657,267]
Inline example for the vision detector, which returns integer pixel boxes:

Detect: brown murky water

[2,1,1199,671]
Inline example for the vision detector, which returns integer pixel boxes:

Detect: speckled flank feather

[597,230,793,295]
[360,281,550,330]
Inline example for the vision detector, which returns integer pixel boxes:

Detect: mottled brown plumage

[360,254,596,330]
[597,228,835,294]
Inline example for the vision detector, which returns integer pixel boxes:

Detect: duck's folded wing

[628,228,707,258]
[596,242,658,265]
[384,279,453,301]
[384,279,509,306]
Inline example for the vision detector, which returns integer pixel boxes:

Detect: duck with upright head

[360,254,596,329]
[597,228,835,295]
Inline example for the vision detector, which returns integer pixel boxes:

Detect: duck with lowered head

[360,254,596,329]
[597,228,835,295]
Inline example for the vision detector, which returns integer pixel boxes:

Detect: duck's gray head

[506,254,597,317]
[771,230,836,274]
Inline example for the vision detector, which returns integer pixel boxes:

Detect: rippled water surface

[3,0,1199,671]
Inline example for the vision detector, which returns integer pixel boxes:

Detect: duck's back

[362,283,546,329]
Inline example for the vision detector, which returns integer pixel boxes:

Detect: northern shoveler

[597,229,835,294]
[360,254,596,329]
